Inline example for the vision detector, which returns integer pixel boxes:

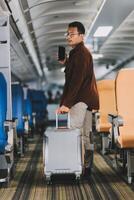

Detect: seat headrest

[97,79,115,90]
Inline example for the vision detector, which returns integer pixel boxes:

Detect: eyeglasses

[64,32,80,38]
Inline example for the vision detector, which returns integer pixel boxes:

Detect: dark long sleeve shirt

[60,42,99,111]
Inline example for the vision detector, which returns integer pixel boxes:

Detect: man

[56,21,99,178]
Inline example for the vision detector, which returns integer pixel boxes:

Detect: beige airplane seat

[96,79,116,154]
[110,68,134,184]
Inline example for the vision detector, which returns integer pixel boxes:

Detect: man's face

[66,27,84,48]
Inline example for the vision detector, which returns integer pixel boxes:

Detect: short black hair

[68,21,85,34]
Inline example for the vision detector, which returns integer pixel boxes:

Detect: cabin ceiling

[90,0,134,66]
[1,0,134,84]
[6,0,104,83]
[21,0,104,70]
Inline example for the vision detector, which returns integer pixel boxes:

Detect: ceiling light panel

[94,26,113,37]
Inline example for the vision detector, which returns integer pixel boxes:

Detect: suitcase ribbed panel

[43,128,82,179]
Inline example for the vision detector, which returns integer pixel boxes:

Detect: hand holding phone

[58,46,66,61]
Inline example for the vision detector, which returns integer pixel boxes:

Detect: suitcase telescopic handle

[56,112,70,129]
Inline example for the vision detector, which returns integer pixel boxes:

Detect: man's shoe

[84,150,94,169]
[81,167,91,181]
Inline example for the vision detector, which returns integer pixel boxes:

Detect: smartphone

[58,46,65,61]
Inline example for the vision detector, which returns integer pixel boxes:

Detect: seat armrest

[113,115,124,127]
[4,120,14,148]
[108,114,118,123]
[5,143,13,152]
[93,111,100,120]
[32,112,36,117]
[108,114,123,126]
[92,111,100,132]
[4,120,13,132]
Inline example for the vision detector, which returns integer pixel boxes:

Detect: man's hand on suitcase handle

[56,105,70,114]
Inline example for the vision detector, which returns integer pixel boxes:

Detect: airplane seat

[12,83,25,156]
[12,84,24,136]
[111,68,134,183]
[115,69,134,148]
[0,72,7,153]
[96,79,116,154]
[29,89,48,134]
[24,90,33,136]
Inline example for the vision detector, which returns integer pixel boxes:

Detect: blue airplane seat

[12,84,24,136]
[30,90,47,122]
[0,73,7,153]
[24,90,33,127]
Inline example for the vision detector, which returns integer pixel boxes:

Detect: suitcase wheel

[75,175,81,184]
[46,179,52,185]
[45,175,52,185]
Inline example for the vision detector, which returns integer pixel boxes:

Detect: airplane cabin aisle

[1,1,134,199]
[0,135,134,200]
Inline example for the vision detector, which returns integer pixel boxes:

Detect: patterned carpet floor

[0,135,134,200]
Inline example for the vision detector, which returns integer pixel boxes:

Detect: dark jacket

[60,42,99,111]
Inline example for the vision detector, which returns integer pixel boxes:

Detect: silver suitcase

[43,113,82,182]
